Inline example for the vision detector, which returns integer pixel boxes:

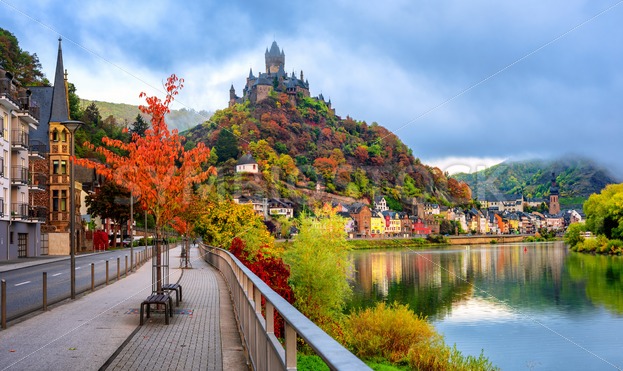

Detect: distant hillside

[183,93,472,208]
[452,157,620,205]
[80,99,212,132]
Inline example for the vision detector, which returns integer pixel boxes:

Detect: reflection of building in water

[369,252,403,297]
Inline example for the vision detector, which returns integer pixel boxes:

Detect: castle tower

[549,172,560,215]
[265,41,285,74]
[229,84,236,107]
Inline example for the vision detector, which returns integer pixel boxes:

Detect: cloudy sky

[2,0,622,175]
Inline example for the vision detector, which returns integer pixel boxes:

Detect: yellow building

[370,211,386,237]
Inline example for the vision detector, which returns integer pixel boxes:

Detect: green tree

[564,222,586,247]
[215,129,239,164]
[130,114,150,137]
[584,183,623,239]
[0,27,49,86]
[283,206,352,330]
[85,182,137,247]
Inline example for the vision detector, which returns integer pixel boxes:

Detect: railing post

[43,272,47,311]
[117,257,120,281]
[1,279,6,329]
[285,323,297,370]
[91,263,95,292]
[125,255,128,276]
[266,302,274,334]
[106,260,109,285]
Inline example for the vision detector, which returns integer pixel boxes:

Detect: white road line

[52,273,62,277]
[75,267,81,270]
[15,281,31,286]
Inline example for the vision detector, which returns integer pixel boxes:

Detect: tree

[85,182,137,247]
[283,206,353,331]
[77,74,212,292]
[0,28,49,86]
[313,157,338,183]
[215,128,239,163]
[130,114,150,137]
[584,183,623,239]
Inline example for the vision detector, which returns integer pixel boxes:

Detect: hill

[80,99,212,132]
[183,93,471,209]
[452,157,620,206]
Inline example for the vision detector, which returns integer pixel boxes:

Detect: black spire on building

[50,37,70,122]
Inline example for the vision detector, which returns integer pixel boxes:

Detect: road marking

[52,273,62,277]
[15,281,31,286]
[75,267,81,270]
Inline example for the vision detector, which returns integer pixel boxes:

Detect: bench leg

[140,303,145,325]
[164,302,169,325]
[169,296,174,317]
[178,286,182,302]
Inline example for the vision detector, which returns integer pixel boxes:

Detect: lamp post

[62,120,83,300]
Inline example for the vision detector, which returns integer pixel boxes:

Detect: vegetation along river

[347,241,623,370]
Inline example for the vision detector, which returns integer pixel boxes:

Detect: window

[53,190,66,211]
[18,233,27,258]
[60,130,67,142]
[53,160,67,174]
[2,114,8,140]
[52,129,59,142]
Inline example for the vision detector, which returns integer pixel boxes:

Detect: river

[347,241,623,370]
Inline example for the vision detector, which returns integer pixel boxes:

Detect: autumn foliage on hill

[184,92,470,206]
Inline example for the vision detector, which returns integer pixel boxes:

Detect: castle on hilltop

[229,41,333,111]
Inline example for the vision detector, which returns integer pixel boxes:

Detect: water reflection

[347,242,623,369]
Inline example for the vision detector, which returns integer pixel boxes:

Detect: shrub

[343,302,436,363]
[343,302,499,370]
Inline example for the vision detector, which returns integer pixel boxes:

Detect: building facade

[0,68,44,260]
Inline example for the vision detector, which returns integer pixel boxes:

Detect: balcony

[29,172,47,191]
[17,91,40,124]
[11,166,28,186]
[11,130,29,151]
[29,140,47,159]
[11,202,29,220]
[0,74,20,110]
[29,206,47,223]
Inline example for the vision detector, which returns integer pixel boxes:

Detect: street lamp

[62,120,83,300]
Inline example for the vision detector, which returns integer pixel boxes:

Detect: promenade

[0,245,248,371]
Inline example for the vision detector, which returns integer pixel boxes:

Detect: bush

[343,302,437,363]
[343,302,498,370]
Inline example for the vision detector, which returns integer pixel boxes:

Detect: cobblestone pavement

[105,246,248,370]
[0,245,248,371]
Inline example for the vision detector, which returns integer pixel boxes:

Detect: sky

[1,0,622,175]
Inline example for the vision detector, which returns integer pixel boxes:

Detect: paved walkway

[0,245,248,371]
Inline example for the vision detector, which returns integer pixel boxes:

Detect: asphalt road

[0,247,151,321]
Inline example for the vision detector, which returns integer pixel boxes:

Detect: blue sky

[2,0,622,175]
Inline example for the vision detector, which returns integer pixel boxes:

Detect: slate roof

[236,153,257,166]
[50,39,69,123]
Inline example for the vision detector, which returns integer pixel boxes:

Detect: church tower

[265,41,285,74]
[549,172,560,215]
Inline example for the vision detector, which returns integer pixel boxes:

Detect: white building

[235,153,259,174]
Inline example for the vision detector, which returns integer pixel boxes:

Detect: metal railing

[11,130,29,149]
[10,203,28,219]
[198,244,370,371]
[11,166,28,185]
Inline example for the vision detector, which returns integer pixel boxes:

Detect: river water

[347,242,623,370]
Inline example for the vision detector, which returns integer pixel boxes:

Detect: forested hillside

[453,157,619,205]
[183,92,471,208]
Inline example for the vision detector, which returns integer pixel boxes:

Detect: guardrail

[198,244,370,371]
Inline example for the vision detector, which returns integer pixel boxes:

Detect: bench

[140,293,173,325]
[162,283,182,307]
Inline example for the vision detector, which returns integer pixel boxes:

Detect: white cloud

[425,156,506,175]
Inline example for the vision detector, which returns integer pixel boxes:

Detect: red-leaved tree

[77,74,212,291]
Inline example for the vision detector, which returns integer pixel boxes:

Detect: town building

[235,153,259,174]
[549,173,560,215]
[0,67,44,260]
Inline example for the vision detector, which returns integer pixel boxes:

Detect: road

[0,247,150,322]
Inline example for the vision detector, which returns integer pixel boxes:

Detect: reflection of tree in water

[566,253,623,315]
[346,243,617,319]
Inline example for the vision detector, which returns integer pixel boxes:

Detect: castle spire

[50,37,70,122]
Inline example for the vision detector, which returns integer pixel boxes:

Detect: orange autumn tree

[77,74,212,291]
